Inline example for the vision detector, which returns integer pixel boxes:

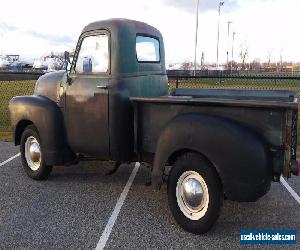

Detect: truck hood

[34,70,65,103]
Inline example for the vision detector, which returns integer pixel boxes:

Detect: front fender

[9,95,74,165]
[152,113,271,201]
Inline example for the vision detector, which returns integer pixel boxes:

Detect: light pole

[194,0,200,76]
[226,21,232,69]
[216,1,224,69]
[231,31,236,72]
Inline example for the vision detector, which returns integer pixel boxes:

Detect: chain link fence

[0,80,36,140]
[1,74,300,142]
[168,75,300,96]
[169,74,300,146]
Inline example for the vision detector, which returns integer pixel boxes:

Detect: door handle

[96,84,109,89]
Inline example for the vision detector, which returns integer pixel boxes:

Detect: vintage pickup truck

[9,19,299,234]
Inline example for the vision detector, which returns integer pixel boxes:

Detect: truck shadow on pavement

[48,161,135,185]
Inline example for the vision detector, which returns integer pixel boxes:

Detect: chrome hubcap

[182,178,204,209]
[176,171,209,220]
[25,136,41,171]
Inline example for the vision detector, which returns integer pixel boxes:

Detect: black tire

[20,125,52,180]
[167,152,223,234]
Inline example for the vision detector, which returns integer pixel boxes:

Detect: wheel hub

[182,177,204,210]
[176,170,209,220]
[25,136,41,171]
[29,142,41,163]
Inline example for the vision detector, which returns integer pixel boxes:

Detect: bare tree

[200,52,205,69]
[181,61,191,70]
[267,49,273,67]
[239,42,249,70]
[279,47,284,72]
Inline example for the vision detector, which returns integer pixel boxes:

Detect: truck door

[65,31,110,157]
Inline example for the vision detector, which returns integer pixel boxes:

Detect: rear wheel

[20,125,52,180]
[167,152,223,234]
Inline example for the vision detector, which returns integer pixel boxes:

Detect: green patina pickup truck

[9,19,299,234]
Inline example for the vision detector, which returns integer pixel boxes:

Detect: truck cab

[34,19,168,162]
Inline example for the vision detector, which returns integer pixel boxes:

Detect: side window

[75,34,109,73]
[136,36,160,62]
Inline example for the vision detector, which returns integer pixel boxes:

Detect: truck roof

[82,18,160,36]
[78,18,166,76]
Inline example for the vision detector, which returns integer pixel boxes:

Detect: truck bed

[131,88,298,161]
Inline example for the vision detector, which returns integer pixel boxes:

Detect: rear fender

[152,113,271,201]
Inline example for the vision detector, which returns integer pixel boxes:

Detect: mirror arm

[64,51,72,84]
[66,72,72,85]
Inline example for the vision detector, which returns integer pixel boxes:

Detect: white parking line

[280,176,300,205]
[0,153,20,167]
[95,162,140,250]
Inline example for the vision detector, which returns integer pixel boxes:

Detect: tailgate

[284,109,299,177]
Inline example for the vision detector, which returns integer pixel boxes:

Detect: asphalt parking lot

[0,141,299,249]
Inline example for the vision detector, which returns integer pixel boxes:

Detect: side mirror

[64,51,72,84]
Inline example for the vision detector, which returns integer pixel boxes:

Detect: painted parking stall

[0,152,20,166]
[104,166,300,249]
[0,151,134,249]
[0,144,300,248]
[0,142,19,162]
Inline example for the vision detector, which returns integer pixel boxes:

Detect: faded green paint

[75,18,168,97]
[122,75,168,97]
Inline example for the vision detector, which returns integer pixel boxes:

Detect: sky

[0,0,299,65]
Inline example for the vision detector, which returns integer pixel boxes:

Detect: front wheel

[20,125,52,180]
[167,152,223,234]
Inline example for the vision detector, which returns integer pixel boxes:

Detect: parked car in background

[33,53,63,72]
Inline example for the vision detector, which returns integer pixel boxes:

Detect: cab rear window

[136,36,160,62]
